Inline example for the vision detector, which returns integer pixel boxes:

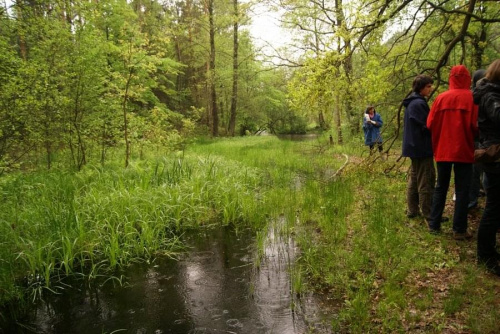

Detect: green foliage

[285,0,500,142]
[0,150,269,304]
[2,136,500,331]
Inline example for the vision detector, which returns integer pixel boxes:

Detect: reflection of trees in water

[181,227,253,331]
[180,225,311,333]
[253,218,334,333]
[253,218,303,333]
[14,226,332,333]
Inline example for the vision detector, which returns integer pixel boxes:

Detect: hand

[370,120,376,125]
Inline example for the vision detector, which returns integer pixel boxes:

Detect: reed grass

[0,152,270,305]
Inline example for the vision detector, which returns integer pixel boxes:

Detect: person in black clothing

[473,59,500,276]
[468,69,486,209]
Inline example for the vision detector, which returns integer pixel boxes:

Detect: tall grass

[3,135,498,333]
[0,152,270,305]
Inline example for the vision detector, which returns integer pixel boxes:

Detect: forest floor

[297,147,500,333]
[357,153,500,333]
[403,196,500,333]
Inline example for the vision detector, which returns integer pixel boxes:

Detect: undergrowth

[1,135,499,333]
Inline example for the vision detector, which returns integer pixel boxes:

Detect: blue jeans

[428,162,472,233]
[477,172,500,262]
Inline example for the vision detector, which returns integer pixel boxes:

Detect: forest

[0,0,498,171]
[1,0,500,332]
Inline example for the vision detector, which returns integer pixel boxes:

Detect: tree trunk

[123,68,133,167]
[208,0,218,137]
[71,79,86,170]
[335,94,343,145]
[318,110,326,130]
[335,0,356,134]
[229,0,239,137]
[471,2,487,70]
[15,0,28,60]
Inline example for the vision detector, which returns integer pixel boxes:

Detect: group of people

[401,60,500,276]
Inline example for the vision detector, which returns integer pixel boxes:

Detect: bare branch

[425,0,500,23]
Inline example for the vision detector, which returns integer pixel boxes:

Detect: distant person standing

[474,59,500,276]
[426,65,478,240]
[362,106,383,153]
[402,75,435,220]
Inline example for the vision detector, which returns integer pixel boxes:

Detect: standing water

[2,224,334,333]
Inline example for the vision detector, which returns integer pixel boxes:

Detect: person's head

[485,59,500,83]
[448,65,471,89]
[412,74,433,97]
[472,69,486,89]
[365,105,375,115]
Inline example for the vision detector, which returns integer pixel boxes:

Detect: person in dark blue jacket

[402,74,435,220]
[363,106,383,153]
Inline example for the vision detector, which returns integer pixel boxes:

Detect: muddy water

[3,225,333,333]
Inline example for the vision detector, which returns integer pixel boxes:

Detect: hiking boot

[406,212,421,219]
[453,231,473,241]
[478,258,500,277]
[487,265,500,276]
[429,228,441,235]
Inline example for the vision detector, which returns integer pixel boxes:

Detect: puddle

[2,225,334,333]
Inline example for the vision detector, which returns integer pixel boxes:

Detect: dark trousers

[369,143,383,153]
[428,162,472,233]
[468,163,483,206]
[477,172,500,262]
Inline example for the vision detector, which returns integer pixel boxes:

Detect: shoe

[478,258,500,276]
[406,212,420,219]
[453,231,473,240]
[486,265,500,276]
[468,201,478,209]
[429,228,441,235]
[440,216,450,223]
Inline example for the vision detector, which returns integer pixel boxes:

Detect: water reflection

[253,222,300,332]
[2,226,333,333]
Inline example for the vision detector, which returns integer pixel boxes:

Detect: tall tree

[208,0,219,136]
[228,0,239,136]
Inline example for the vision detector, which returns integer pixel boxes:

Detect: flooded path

[3,225,333,333]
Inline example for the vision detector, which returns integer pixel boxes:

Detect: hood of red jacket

[449,65,471,90]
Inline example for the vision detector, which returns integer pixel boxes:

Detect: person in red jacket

[426,65,478,239]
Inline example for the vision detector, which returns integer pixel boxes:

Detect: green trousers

[407,157,436,220]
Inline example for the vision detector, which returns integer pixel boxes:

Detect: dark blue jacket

[363,112,383,145]
[402,92,433,158]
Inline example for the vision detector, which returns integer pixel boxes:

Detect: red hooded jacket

[426,65,478,163]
